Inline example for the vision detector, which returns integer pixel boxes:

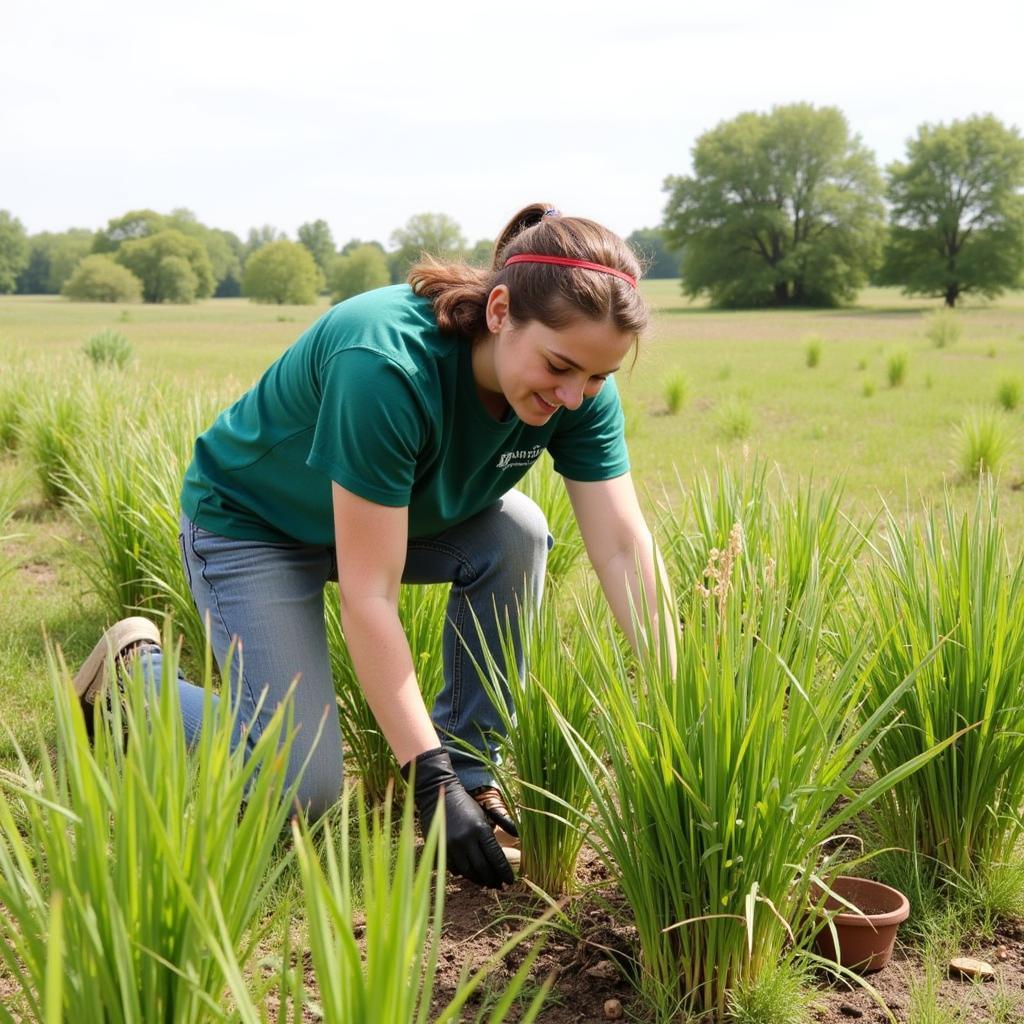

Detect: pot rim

[813,875,910,929]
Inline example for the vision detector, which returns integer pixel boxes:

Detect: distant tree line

[1,107,1021,308]
[663,106,1024,308]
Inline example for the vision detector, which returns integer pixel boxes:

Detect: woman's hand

[402,747,514,888]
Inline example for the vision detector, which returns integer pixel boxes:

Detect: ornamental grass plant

[657,459,865,636]
[18,375,85,505]
[284,781,552,1023]
[834,486,1024,888]
[952,407,1015,479]
[553,527,949,1022]
[61,382,226,658]
[0,622,309,1024]
[467,592,601,894]
[326,581,448,804]
[82,328,133,369]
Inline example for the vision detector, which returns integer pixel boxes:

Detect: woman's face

[481,287,634,426]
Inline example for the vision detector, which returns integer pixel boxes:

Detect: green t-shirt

[180,284,629,544]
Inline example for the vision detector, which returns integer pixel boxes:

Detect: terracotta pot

[811,876,910,972]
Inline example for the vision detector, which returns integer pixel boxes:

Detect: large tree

[116,229,215,302]
[879,115,1024,307]
[0,211,29,294]
[297,219,336,280]
[243,240,322,304]
[17,229,93,293]
[92,209,167,253]
[663,103,885,307]
[389,212,466,281]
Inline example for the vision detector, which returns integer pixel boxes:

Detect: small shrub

[887,350,908,388]
[925,308,962,349]
[329,244,390,303]
[804,336,823,369]
[997,377,1023,411]
[953,407,1015,478]
[62,254,143,303]
[716,398,752,440]
[82,329,132,369]
[662,371,688,414]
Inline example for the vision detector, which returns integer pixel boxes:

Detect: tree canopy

[663,103,885,307]
[16,229,93,294]
[329,244,390,303]
[116,229,215,302]
[879,115,1024,307]
[243,240,322,304]
[389,213,466,280]
[0,211,29,294]
[297,219,336,280]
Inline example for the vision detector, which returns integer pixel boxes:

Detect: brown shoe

[72,617,161,739]
[470,785,521,870]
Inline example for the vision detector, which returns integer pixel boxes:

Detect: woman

[73,203,670,890]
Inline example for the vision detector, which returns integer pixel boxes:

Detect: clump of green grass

[952,407,1015,478]
[18,385,85,505]
[997,377,1023,411]
[556,523,940,1021]
[862,380,875,397]
[988,346,998,358]
[285,782,551,1023]
[728,958,818,1024]
[83,328,133,368]
[716,397,752,440]
[717,364,733,381]
[804,335,823,369]
[887,349,908,388]
[925,308,962,349]
[835,486,1024,892]
[662,370,689,414]
[469,593,601,894]
[856,357,868,372]
[0,622,308,1022]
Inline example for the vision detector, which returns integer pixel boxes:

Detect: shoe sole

[72,617,161,700]
[495,826,521,870]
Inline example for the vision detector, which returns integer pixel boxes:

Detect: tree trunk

[773,281,789,306]
[944,284,959,308]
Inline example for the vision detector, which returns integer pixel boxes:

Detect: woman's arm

[331,482,513,887]
[564,473,677,668]
[332,483,439,765]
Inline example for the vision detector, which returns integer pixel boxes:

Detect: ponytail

[408,202,648,339]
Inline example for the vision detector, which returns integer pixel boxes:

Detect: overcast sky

[3,0,1021,246]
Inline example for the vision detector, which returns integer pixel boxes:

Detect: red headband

[504,253,637,289]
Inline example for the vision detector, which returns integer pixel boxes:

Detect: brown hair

[407,202,649,342]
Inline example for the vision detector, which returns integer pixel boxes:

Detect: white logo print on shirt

[496,445,543,470]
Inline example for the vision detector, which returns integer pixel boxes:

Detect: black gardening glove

[401,746,514,889]
[470,786,519,838]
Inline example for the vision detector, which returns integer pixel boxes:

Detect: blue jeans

[146,490,549,819]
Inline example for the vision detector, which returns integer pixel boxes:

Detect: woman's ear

[485,285,511,334]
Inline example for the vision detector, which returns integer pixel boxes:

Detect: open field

[4,285,1024,1022]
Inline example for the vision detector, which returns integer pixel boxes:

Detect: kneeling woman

[74,203,671,889]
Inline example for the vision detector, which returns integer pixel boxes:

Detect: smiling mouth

[535,394,559,413]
